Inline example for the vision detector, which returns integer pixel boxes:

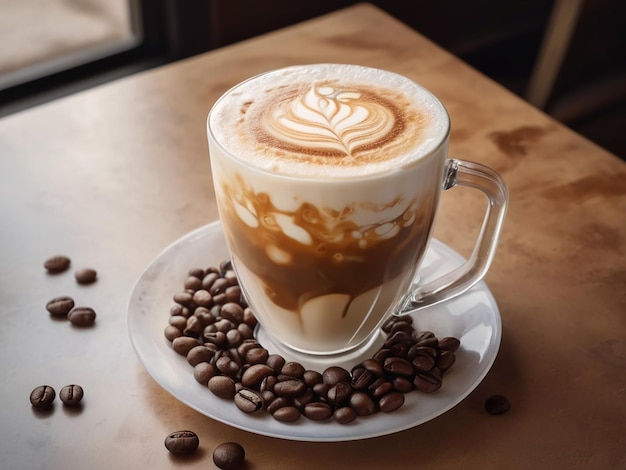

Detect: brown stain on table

[489,125,548,158]
[543,173,626,202]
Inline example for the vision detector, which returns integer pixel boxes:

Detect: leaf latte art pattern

[257,84,403,158]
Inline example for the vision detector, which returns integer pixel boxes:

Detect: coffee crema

[209,64,447,178]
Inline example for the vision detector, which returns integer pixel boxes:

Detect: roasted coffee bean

[392,376,414,393]
[413,370,442,393]
[215,356,240,378]
[272,406,301,422]
[226,329,243,348]
[349,391,376,416]
[436,351,456,371]
[237,339,261,356]
[383,357,414,377]
[439,337,461,352]
[237,322,254,340]
[188,267,205,278]
[201,271,220,290]
[266,396,292,414]
[173,291,195,307]
[194,306,214,324]
[30,385,55,408]
[46,296,75,318]
[322,366,351,385]
[379,392,405,412]
[351,367,375,390]
[234,388,263,413]
[260,375,277,393]
[44,255,71,273]
[187,345,214,366]
[203,331,227,348]
[214,318,235,333]
[312,382,330,398]
[369,378,394,398]
[209,277,231,296]
[408,344,437,361]
[413,331,438,348]
[281,361,305,379]
[383,330,413,349]
[360,359,384,377]
[192,289,213,307]
[265,354,286,373]
[485,394,511,415]
[389,320,415,336]
[220,302,245,323]
[169,315,187,330]
[183,316,203,337]
[170,304,190,318]
[164,325,182,341]
[293,389,316,410]
[411,351,436,372]
[245,347,269,365]
[213,442,245,470]
[243,308,257,328]
[224,285,242,303]
[172,336,199,356]
[164,430,199,455]
[59,384,83,406]
[372,348,394,363]
[68,307,96,327]
[184,275,203,291]
[273,379,306,398]
[303,370,323,387]
[208,375,236,399]
[334,406,357,424]
[304,402,332,421]
[193,362,217,385]
[74,268,97,285]
[241,364,275,388]
[327,382,352,406]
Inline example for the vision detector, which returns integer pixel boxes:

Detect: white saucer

[127,221,501,442]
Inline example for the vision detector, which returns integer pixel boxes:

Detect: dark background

[1,0,624,158]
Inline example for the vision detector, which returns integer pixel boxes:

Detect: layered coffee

[208,64,449,354]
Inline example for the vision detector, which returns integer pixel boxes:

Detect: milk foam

[209,64,448,178]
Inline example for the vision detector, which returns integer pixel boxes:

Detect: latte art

[209,64,448,178]
[257,84,400,158]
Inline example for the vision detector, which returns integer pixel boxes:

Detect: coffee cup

[207,64,508,359]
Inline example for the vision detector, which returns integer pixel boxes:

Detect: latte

[208,64,450,354]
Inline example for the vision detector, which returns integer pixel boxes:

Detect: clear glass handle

[400,159,509,312]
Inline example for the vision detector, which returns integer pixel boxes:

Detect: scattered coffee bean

[172,336,199,355]
[485,394,511,415]
[30,385,56,409]
[59,384,84,406]
[75,268,97,285]
[68,306,96,327]
[46,296,75,318]
[44,255,71,273]
[213,441,245,470]
[164,430,199,455]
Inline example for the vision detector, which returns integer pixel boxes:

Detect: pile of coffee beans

[164,261,460,424]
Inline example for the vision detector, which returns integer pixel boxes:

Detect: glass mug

[207,64,508,362]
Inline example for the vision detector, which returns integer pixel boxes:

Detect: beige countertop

[1,3,624,469]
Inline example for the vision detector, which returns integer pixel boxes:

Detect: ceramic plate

[128,221,501,442]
